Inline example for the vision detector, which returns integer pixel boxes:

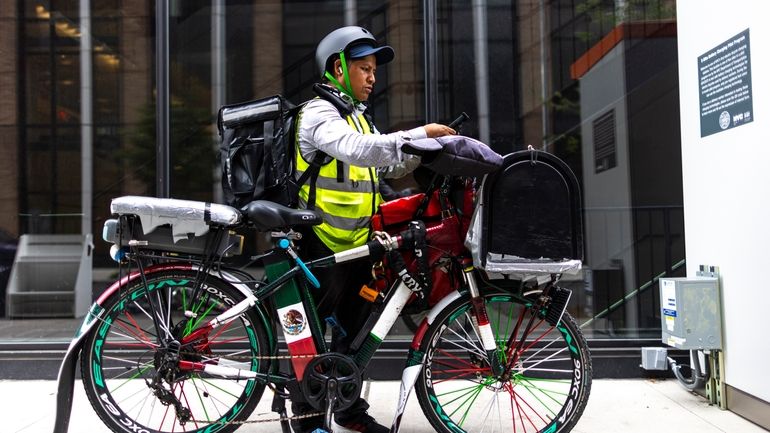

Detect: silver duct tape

[483,255,582,275]
[110,196,241,242]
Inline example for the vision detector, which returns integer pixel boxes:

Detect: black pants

[298,227,373,353]
[290,228,374,432]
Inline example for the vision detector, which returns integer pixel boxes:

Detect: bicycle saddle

[240,200,322,231]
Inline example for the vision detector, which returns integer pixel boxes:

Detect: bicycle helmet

[315,26,394,78]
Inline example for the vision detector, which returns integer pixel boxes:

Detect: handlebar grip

[448,112,470,129]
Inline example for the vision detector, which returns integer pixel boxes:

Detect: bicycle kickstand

[271,383,292,433]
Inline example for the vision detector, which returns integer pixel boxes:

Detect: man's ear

[333,59,343,77]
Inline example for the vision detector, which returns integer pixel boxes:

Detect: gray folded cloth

[405,135,503,176]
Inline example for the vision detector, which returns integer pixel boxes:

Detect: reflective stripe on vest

[297,112,382,253]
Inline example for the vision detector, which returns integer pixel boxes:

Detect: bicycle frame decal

[428,395,464,433]
[555,325,585,428]
[266,259,318,380]
[549,358,584,431]
[543,423,558,433]
[560,323,580,355]
[276,301,315,367]
[280,306,308,336]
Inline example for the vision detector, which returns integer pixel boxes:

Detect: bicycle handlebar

[448,112,470,130]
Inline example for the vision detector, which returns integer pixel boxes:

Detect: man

[291,26,455,433]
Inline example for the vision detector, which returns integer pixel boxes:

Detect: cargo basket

[466,148,583,276]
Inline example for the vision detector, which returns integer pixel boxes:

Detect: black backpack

[217,95,326,209]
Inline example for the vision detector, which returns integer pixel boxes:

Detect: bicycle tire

[415,292,592,433]
[80,269,271,433]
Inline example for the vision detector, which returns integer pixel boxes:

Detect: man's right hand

[424,123,456,138]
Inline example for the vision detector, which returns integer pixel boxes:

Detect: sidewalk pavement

[4,379,766,433]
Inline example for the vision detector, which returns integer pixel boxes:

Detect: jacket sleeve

[298,99,425,171]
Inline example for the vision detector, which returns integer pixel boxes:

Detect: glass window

[428,0,682,340]
[55,53,80,124]
[2,0,686,357]
[24,54,52,124]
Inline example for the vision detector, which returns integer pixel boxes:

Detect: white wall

[677,0,770,403]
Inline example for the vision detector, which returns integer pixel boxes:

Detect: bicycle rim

[416,293,592,433]
[80,270,269,433]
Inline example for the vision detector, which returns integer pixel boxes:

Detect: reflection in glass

[3,1,685,353]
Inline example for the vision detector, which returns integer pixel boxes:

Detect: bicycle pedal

[325,315,348,339]
[545,286,572,326]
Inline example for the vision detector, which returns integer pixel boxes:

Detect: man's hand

[424,123,456,138]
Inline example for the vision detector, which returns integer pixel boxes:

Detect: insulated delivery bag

[218,95,320,209]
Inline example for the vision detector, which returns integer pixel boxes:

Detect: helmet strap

[324,50,358,103]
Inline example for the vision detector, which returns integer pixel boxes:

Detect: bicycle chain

[191,410,323,425]
[179,350,327,426]
[181,350,319,360]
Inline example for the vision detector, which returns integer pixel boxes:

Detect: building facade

[1,0,681,360]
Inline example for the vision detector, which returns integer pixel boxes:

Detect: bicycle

[54,141,591,433]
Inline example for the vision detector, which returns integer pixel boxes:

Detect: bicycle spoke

[102,359,153,382]
[509,381,550,427]
[111,322,158,350]
[186,293,220,336]
[177,381,200,430]
[517,347,570,376]
[509,385,530,432]
[476,385,501,433]
[132,298,173,340]
[517,378,569,400]
[450,377,494,422]
[419,293,591,433]
[124,311,155,342]
[194,376,245,400]
[438,380,485,407]
[159,399,173,431]
[442,326,486,359]
[191,377,213,422]
[194,375,230,418]
[82,271,269,433]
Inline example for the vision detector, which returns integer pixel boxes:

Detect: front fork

[391,266,503,433]
[461,259,505,376]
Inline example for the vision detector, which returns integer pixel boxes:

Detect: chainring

[300,353,362,412]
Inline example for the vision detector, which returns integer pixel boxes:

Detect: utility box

[660,276,722,350]
[5,234,93,318]
[641,347,669,370]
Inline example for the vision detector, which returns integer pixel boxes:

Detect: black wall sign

[698,28,753,137]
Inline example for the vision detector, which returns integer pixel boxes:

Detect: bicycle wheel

[415,292,592,433]
[80,269,271,433]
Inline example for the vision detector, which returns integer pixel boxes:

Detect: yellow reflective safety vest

[296,111,382,253]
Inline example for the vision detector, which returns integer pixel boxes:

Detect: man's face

[335,55,377,102]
